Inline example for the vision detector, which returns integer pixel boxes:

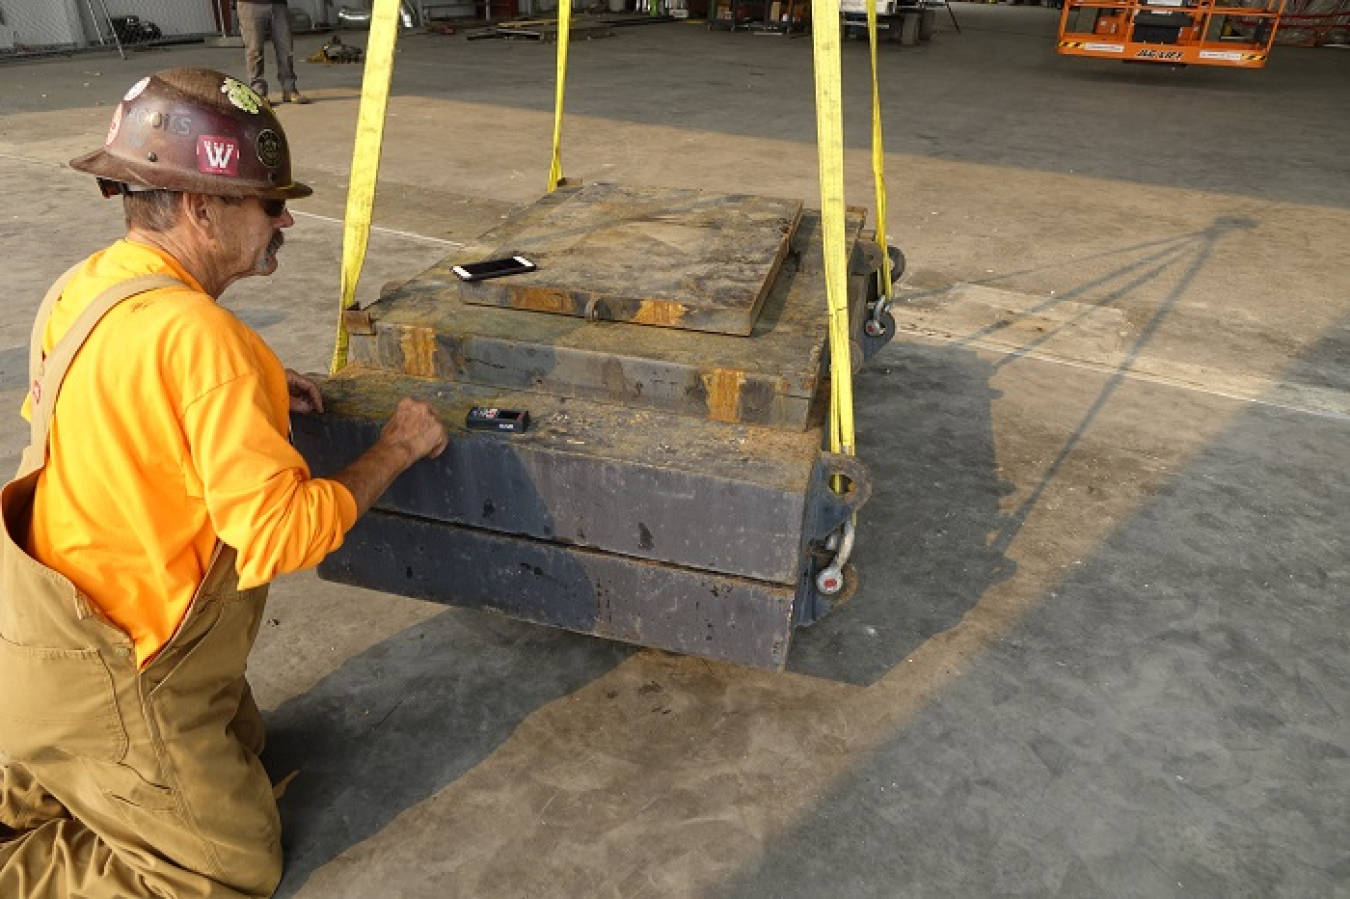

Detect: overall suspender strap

[28,262,83,386]
[25,272,184,472]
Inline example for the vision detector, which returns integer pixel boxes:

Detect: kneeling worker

[0,68,447,898]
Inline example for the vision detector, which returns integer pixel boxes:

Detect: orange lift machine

[1056,0,1284,67]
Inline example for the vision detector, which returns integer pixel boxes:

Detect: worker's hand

[333,398,449,517]
[380,397,449,462]
[286,369,325,414]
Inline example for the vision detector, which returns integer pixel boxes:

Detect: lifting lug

[864,311,889,338]
[815,519,856,596]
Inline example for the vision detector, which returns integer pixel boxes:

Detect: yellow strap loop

[547,0,574,192]
[810,0,855,459]
[329,0,403,375]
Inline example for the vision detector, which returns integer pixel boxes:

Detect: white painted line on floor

[290,211,463,247]
[900,329,1350,424]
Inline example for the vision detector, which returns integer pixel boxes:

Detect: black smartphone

[452,256,537,282]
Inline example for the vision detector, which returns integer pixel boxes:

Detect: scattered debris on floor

[308,35,364,64]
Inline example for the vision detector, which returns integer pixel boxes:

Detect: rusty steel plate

[348,208,868,429]
[455,183,804,336]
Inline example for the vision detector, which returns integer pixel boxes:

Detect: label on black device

[466,407,530,433]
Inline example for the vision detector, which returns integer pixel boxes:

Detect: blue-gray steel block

[293,374,869,585]
[321,510,798,670]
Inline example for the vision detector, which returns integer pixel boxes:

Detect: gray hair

[122,190,243,232]
[122,190,182,232]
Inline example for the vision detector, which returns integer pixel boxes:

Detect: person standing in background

[237,0,310,104]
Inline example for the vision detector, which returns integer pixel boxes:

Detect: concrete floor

[1,7,1347,896]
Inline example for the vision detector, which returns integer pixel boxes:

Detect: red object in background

[214,0,234,34]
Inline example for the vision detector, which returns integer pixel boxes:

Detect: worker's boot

[283,91,311,105]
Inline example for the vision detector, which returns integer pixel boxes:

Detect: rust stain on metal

[342,310,375,336]
[399,326,438,378]
[630,300,688,328]
[702,368,745,422]
[510,286,577,315]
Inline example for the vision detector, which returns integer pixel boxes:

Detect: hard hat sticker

[197,135,240,176]
[124,77,150,103]
[256,129,282,168]
[220,77,263,115]
[106,103,124,146]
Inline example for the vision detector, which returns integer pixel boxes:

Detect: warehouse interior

[1,4,1347,896]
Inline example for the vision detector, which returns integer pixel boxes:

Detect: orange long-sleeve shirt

[26,239,357,667]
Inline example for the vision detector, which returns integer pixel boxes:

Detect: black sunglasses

[260,198,287,218]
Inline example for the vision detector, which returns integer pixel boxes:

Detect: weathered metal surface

[341,309,376,336]
[344,209,866,429]
[320,510,797,670]
[453,184,802,336]
[299,188,895,668]
[293,371,869,583]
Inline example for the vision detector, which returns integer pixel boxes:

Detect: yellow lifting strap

[329,0,403,375]
[810,0,856,458]
[327,0,887,467]
[547,0,574,192]
[866,0,893,296]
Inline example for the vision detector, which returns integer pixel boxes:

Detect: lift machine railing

[1056,0,1284,67]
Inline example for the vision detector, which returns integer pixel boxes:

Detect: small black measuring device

[466,407,530,433]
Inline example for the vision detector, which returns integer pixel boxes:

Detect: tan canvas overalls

[0,268,284,898]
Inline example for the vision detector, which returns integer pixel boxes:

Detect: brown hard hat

[70,67,311,200]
